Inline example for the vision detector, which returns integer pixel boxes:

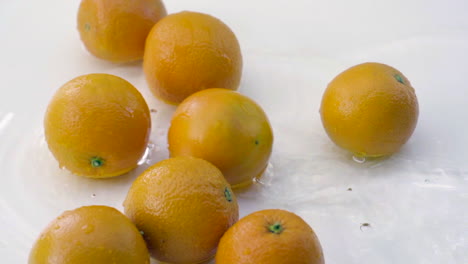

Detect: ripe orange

[215,209,324,264]
[77,0,167,63]
[168,89,273,188]
[29,206,149,264]
[123,156,239,264]
[143,11,243,104]
[44,73,151,178]
[320,62,419,157]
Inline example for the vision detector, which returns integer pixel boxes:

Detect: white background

[1,0,468,263]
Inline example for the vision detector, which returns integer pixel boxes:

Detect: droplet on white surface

[138,142,155,165]
[0,112,14,134]
[352,155,366,164]
[254,162,274,186]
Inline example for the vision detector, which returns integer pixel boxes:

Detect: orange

[123,156,239,264]
[29,205,149,264]
[320,62,419,157]
[215,209,324,264]
[143,11,243,104]
[77,0,167,63]
[168,89,273,188]
[44,73,151,178]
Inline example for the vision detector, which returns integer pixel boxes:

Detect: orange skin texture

[215,209,325,264]
[77,0,167,63]
[123,156,239,264]
[44,73,151,178]
[320,62,419,157]
[29,206,150,264]
[143,11,243,104]
[168,89,273,188]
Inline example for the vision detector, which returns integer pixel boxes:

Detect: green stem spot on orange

[255,139,259,145]
[394,74,404,84]
[269,222,284,234]
[224,187,233,202]
[91,157,104,168]
[84,23,91,31]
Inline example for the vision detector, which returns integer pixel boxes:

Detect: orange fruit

[29,205,149,264]
[77,0,167,63]
[123,156,239,264]
[168,88,273,188]
[44,73,151,178]
[143,11,243,104]
[215,209,324,264]
[320,62,419,157]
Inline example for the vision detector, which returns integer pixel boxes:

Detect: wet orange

[124,156,239,264]
[216,209,324,264]
[168,89,273,188]
[320,62,419,157]
[77,0,166,63]
[29,206,149,264]
[143,11,242,104]
[44,73,151,178]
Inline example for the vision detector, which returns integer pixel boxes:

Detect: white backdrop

[1,0,467,263]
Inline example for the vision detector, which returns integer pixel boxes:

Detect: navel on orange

[77,0,167,63]
[216,209,324,264]
[124,156,239,264]
[143,11,243,104]
[44,73,151,178]
[29,206,149,264]
[168,88,273,188]
[320,62,419,157]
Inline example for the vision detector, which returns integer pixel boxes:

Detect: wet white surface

[1,0,467,263]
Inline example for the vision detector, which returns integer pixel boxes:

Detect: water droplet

[254,177,264,185]
[255,162,274,186]
[91,194,96,198]
[138,143,155,165]
[150,109,157,113]
[352,155,366,164]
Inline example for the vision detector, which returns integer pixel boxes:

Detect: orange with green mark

[44,73,151,178]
